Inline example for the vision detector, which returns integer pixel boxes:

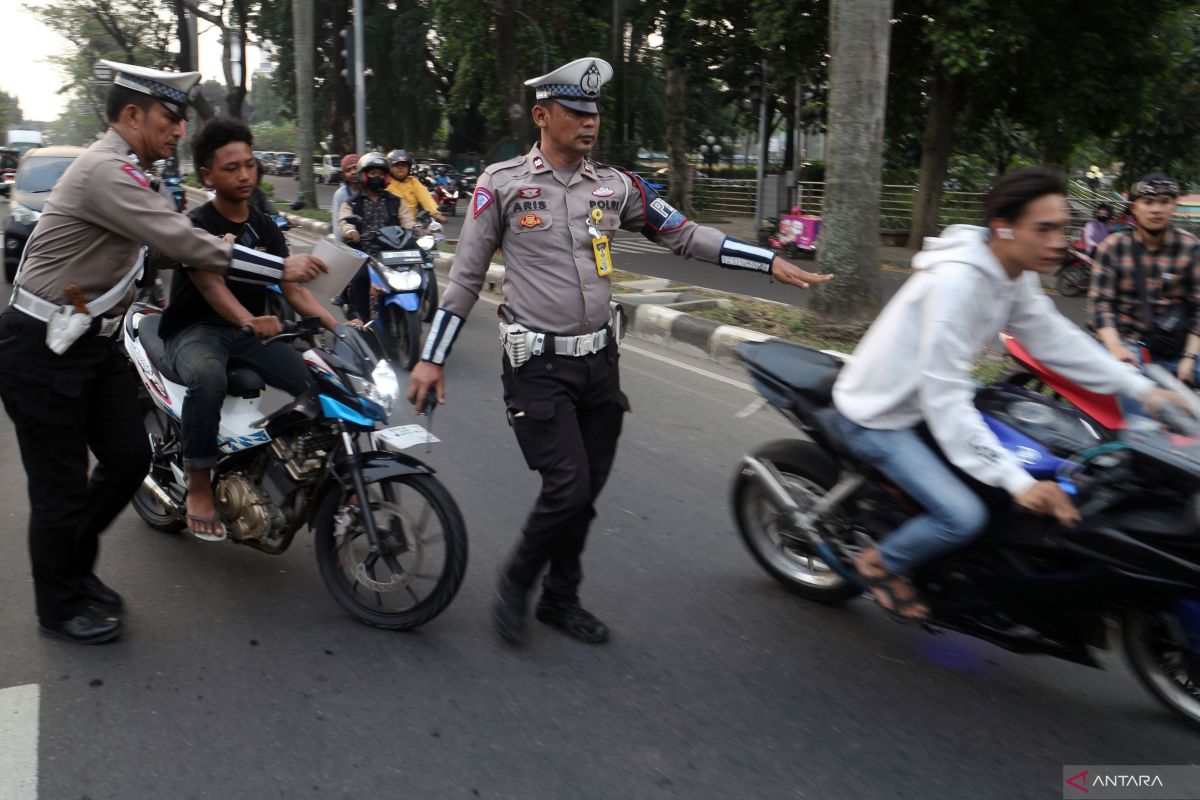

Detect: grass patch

[286,206,331,224]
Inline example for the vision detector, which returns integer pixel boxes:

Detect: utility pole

[353,0,366,153]
[754,59,769,222]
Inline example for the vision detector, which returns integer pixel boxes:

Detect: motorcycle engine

[215,471,286,543]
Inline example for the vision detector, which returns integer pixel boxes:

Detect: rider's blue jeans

[165,322,312,470]
[834,414,989,576]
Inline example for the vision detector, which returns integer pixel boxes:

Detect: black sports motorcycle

[732,339,1200,731]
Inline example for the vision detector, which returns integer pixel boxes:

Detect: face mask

[366,175,386,192]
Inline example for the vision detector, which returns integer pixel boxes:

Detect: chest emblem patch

[518,187,541,199]
[518,213,543,229]
[592,186,615,197]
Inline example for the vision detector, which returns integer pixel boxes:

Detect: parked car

[273,151,297,177]
[315,153,342,184]
[3,146,84,282]
[258,151,277,174]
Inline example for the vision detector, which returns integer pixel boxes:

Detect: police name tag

[372,424,441,451]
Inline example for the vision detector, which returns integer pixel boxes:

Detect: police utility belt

[500,323,610,368]
[9,249,143,354]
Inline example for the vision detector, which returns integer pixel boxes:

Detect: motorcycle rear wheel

[732,440,860,604]
[131,406,186,533]
[313,472,468,630]
[1056,264,1090,297]
[420,275,439,323]
[1123,606,1200,732]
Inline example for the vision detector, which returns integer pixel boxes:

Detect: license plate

[372,424,440,451]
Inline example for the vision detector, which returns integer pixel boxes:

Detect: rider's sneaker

[534,593,610,644]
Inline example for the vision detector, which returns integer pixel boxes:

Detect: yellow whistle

[590,207,604,224]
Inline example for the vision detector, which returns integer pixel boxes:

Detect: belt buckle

[98,316,121,338]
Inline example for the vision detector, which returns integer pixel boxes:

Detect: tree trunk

[330,0,355,155]
[492,0,529,152]
[663,7,691,213]
[810,0,894,322]
[293,0,317,206]
[906,72,965,248]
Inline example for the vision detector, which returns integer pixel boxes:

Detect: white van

[315,154,342,184]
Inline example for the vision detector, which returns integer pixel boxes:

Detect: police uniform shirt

[17,129,289,313]
[421,143,777,364]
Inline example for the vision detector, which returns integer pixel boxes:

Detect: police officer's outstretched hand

[771,256,832,290]
[407,361,445,414]
[282,254,328,283]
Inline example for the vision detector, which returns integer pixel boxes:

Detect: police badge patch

[592,186,615,197]
[473,186,494,218]
[581,61,603,96]
[519,187,542,199]
[121,163,150,189]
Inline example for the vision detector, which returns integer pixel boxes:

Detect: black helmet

[1129,173,1180,200]
[1095,202,1113,218]
[357,151,390,175]
[387,149,412,166]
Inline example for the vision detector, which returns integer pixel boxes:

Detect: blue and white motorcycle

[124,308,468,630]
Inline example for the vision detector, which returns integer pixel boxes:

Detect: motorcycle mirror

[290,199,306,211]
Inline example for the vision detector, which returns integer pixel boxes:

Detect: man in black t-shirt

[161,118,340,541]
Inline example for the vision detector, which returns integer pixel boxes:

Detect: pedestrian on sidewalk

[0,60,325,645]
[406,56,829,646]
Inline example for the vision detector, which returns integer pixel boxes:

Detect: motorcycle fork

[335,422,384,550]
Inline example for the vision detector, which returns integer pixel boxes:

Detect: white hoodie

[832,225,1154,497]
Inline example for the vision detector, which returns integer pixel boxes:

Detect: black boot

[81,574,124,611]
[535,593,609,644]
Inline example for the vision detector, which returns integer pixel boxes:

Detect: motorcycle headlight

[385,269,422,292]
[349,359,399,414]
[417,235,435,251]
[10,204,39,226]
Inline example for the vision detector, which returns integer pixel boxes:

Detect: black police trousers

[500,337,629,599]
[0,310,150,624]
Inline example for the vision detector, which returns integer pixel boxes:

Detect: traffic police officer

[0,61,325,644]
[407,57,827,645]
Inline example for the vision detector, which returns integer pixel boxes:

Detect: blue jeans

[165,323,312,469]
[834,414,988,576]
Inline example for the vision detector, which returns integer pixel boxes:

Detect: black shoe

[39,609,123,645]
[535,594,610,644]
[492,575,530,644]
[82,574,124,611]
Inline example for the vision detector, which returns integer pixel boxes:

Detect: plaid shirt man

[1087,227,1200,341]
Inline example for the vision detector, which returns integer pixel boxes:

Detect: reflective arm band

[227,244,285,284]
[421,308,464,365]
[718,237,775,273]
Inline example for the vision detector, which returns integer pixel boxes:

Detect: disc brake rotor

[340,501,425,593]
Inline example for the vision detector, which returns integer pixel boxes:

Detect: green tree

[0,90,24,133]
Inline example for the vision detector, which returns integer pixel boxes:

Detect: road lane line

[0,683,39,800]
[620,342,756,392]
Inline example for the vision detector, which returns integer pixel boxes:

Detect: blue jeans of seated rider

[1117,339,1200,419]
[165,322,313,470]
[834,413,989,576]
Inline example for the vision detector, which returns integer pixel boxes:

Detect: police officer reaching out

[0,61,325,644]
[407,58,828,645]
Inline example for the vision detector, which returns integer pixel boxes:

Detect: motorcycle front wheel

[381,303,421,370]
[1123,605,1200,732]
[1056,264,1090,297]
[420,275,439,323]
[313,472,468,630]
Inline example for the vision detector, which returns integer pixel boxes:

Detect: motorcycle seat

[136,314,266,398]
[740,340,844,404]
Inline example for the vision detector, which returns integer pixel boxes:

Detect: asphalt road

[0,200,1183,800]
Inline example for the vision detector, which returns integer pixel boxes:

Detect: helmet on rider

[357,151,391,193]
[1094,202,1113,221]
[387,149,412,166]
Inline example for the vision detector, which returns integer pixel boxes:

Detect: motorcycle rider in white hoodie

[832,167,1181,620]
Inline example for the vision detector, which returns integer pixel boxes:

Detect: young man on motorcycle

[331,153,360,244]
[832,167,1179,620]
[161,117,340,540]
[337,152,416,322]
[1088,174,1200,388]
[385,149,445,224]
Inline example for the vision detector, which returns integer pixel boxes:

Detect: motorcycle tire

[731,439,860,604]
[130,406,186,533]
[1056,264,1089,297]
[1122,606,1200,732]
[313,472,468,631]
[420,275,439,323]
[382,303,422,371]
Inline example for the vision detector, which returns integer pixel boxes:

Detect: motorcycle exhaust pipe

[742,455,802,515]
[141,474,179,511]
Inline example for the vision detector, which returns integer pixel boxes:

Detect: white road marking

[0,683,39,800]
[620,342,755,392]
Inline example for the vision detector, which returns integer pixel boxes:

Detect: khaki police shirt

[441,143,727,335]
[17,129,232,310]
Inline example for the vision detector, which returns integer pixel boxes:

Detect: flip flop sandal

[858,574,929,623]
[186,511,227,542]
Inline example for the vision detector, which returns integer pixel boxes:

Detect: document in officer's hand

[306,237,368,299]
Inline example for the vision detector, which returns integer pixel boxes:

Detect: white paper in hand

[305,238,368,299]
